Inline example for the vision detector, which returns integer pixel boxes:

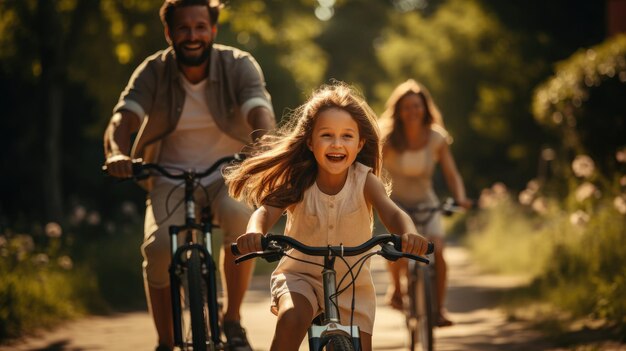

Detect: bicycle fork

[307,255,361,351]
[168,221,224,349]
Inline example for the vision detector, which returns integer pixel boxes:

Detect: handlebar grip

[230,243,240,256]
[391,235,434,255]
[230,235,269,257]
[391,235,435,255]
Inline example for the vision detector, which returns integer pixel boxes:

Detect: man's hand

[235,232,264,255]
[105,154,133,178]
[401,233,430,256]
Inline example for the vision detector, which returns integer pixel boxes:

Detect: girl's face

[398,93,427,126]
[307,108,365,180]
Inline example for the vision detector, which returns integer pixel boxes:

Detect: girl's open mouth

[326,153,346,162]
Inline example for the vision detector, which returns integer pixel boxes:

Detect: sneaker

[223,320,253,351]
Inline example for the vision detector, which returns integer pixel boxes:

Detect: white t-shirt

[158,76,244,185]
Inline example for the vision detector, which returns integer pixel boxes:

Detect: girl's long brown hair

[379,79,446,152]
[225,81,382,208]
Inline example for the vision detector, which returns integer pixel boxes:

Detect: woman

[379,79,471,327]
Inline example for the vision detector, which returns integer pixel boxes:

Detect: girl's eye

[342,134,354,139]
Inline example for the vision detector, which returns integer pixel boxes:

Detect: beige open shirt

[104,44,274,190]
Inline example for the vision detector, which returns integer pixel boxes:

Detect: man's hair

[159,0,221,29]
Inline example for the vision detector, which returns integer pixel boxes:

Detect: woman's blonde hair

[225,81,382,208]
[379,79,446,152]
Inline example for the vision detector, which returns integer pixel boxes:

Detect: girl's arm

[364,172,429,256]
[438,143,472,209]
[236,204,285,254]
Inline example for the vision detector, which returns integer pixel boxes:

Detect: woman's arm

[364,172,429,255]
[438,143,472,209]
[236,204,285,254]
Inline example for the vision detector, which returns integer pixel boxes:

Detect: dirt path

[4,245,555,351]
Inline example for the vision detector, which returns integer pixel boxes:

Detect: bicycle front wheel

[325,334,355,351]
[187,248,208,350]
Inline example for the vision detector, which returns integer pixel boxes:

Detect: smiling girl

[225,81,429,351]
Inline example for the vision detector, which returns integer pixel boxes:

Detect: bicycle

[105,153,244,351]
[231,233,434,351]
[399,197,465,351]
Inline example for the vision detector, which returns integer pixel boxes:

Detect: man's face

[167,5,215,66]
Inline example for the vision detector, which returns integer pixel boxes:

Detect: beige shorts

[270,271,376,335]
[142,178,252,288]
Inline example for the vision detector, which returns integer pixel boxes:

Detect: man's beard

[173,41,212,67]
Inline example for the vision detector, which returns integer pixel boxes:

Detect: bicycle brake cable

[282,253,324,269]
[156,181,185,227]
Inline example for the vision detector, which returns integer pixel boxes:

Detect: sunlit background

[1,0,625,346]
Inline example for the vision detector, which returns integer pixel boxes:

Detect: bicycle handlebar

[102,153,246,181]
[231,234,434,265]
[403,197,470,217]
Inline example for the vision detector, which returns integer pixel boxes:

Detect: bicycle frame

[307,254,361,351]
[232,234,432,351]
[400,197,463,351]
[168,170,224,350]
[117,155,243,351]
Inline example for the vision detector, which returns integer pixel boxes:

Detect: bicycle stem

[322,255,340,324]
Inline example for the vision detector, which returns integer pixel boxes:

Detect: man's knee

[142,233,171,288]
[217,201,252,244]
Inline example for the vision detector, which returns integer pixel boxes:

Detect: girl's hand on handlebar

[401,233,430,256]
[235,232,264,255]
[105,154,133,178]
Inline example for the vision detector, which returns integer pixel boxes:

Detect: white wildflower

[121,201,138,217]
[71,205,87,225]
[616,149,626,163]
[492,182,508,196]
[575,182,597,202]
[518,189,535,206]
[87,211,101,226]
[570,210,590,227]
[572,155,595,178]
[479,188,495,209]
[532,197,548,215]
[57,255,74,270]
[33,253,49,266]
[45,222,63,238]
[614,195,626,215]
[526,179,540,192]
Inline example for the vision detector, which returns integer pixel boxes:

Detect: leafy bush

[0,230,103,340]
[466,166,626,330]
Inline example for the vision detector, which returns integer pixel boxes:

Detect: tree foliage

[0,0,610,225]
[532,34,626,174]
[373,0,550,190]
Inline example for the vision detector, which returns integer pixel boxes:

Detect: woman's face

[397,93,427,126]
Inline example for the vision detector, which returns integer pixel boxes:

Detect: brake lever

[232,240,285,264]
[379,243,403,262]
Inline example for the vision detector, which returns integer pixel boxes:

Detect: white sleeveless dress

[270,162,377,334]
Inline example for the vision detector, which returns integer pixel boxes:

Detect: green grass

[464,191,626,343]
